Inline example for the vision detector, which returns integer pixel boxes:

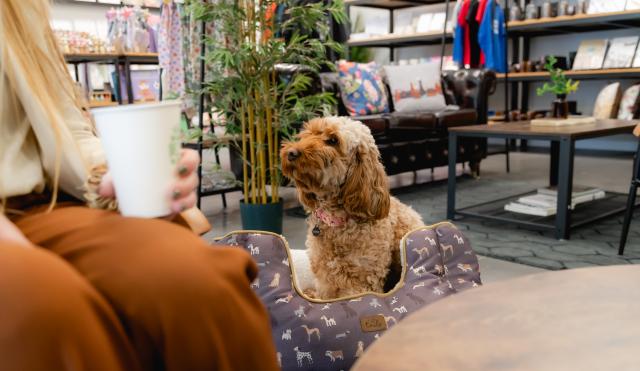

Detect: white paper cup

[93,101,182,218]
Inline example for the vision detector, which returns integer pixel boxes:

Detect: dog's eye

[325,137,339,146]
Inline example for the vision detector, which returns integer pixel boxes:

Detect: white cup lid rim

[91,100,182,115]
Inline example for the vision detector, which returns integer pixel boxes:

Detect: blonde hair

[0,0,87,212]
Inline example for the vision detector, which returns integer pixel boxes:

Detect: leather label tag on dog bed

[360,314,388,332]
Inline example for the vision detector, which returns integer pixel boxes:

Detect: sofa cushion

[388,111,438,130]
[351,114,389,136]
[384,63,447,113]
[337,61,390,116]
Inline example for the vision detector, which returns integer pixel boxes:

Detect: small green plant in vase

[536,56,580,119]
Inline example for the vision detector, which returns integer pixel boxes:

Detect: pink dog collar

[314,208,348,227]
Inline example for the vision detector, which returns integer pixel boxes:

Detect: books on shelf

[603,36,639,69]
[573,39,608,70]
[504,187,606,217]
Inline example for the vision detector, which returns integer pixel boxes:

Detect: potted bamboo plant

[188,0,346,233]
[536,56,580,119]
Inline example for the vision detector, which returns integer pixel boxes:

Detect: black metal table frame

[446,130,624,240]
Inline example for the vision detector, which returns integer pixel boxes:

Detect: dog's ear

[341,144,390,221]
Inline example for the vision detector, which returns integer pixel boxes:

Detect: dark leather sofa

[320,69,497,175]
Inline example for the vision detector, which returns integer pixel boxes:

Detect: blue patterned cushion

[338,61,390,116]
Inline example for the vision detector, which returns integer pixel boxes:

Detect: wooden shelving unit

[345,0,450,62]
[500,3,640,151]
[497,68,640,82]
[345,0,446,9]
[54,0,161,10]
[64,52,159,64]
[347,30,452,47]
[507,9,640,37]
[64,53,160,105]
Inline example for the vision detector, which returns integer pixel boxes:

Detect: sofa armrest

[319,72,349,116]
[441,69,497,125]
[436,108,478,128]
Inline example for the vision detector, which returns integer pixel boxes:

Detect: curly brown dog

[281,117,423,299]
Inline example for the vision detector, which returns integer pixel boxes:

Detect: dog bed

[216,222,481,370]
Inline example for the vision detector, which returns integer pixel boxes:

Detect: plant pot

[239,198,283,234]
[552,94,569,119]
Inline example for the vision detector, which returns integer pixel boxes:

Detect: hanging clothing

[478,0,507,73]
[452,0,466,65]
[158,2,185,98]
[453,0,471,66]
[475,0,489,65]
[466,0,482,68]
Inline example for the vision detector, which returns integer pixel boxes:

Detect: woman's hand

[99,149,201,213]
[0,214,31,247]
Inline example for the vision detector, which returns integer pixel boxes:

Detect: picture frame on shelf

[632,48,640,68]
[603,36,639,69]
[415,13,433,33]
[587,0,625,14]
[428,12,447,33]
[394,12,414,34]
[572,39,608,70]
[113,68,161,103]
[626,0,640,10]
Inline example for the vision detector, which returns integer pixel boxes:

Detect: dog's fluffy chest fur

[305,197,423,299]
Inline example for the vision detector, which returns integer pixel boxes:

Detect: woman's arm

[11,68,110,204]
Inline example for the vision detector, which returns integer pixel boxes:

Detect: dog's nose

[287,149,300,161]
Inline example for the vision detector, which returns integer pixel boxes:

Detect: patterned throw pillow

[384,63,447,113]
[337,61,390,117]
[593,82,622,119]
[617,84,640,120]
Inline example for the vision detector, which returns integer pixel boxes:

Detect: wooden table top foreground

[449,119,638,139]
[352,266,640,371]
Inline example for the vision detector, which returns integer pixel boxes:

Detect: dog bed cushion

[337,60,390,117]
[216,222,481,371]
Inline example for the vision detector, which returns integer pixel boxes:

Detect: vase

[240,198,283,234]
[552,94,569,119]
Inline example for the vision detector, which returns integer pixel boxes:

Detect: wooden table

[353,266,640,371]
[447,119,638,239]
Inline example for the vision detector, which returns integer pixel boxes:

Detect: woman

[0,1,278,370]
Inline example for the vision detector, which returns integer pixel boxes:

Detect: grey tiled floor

[201,149,639,282]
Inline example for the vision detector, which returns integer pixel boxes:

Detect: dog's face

[281,117,390,221]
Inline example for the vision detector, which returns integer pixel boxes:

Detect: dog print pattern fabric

[216,222,481,371]
[337,61,390,117]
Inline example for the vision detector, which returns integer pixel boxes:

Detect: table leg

[447,132,458,220]
[556,138,575,239]
[550,141,559,187]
